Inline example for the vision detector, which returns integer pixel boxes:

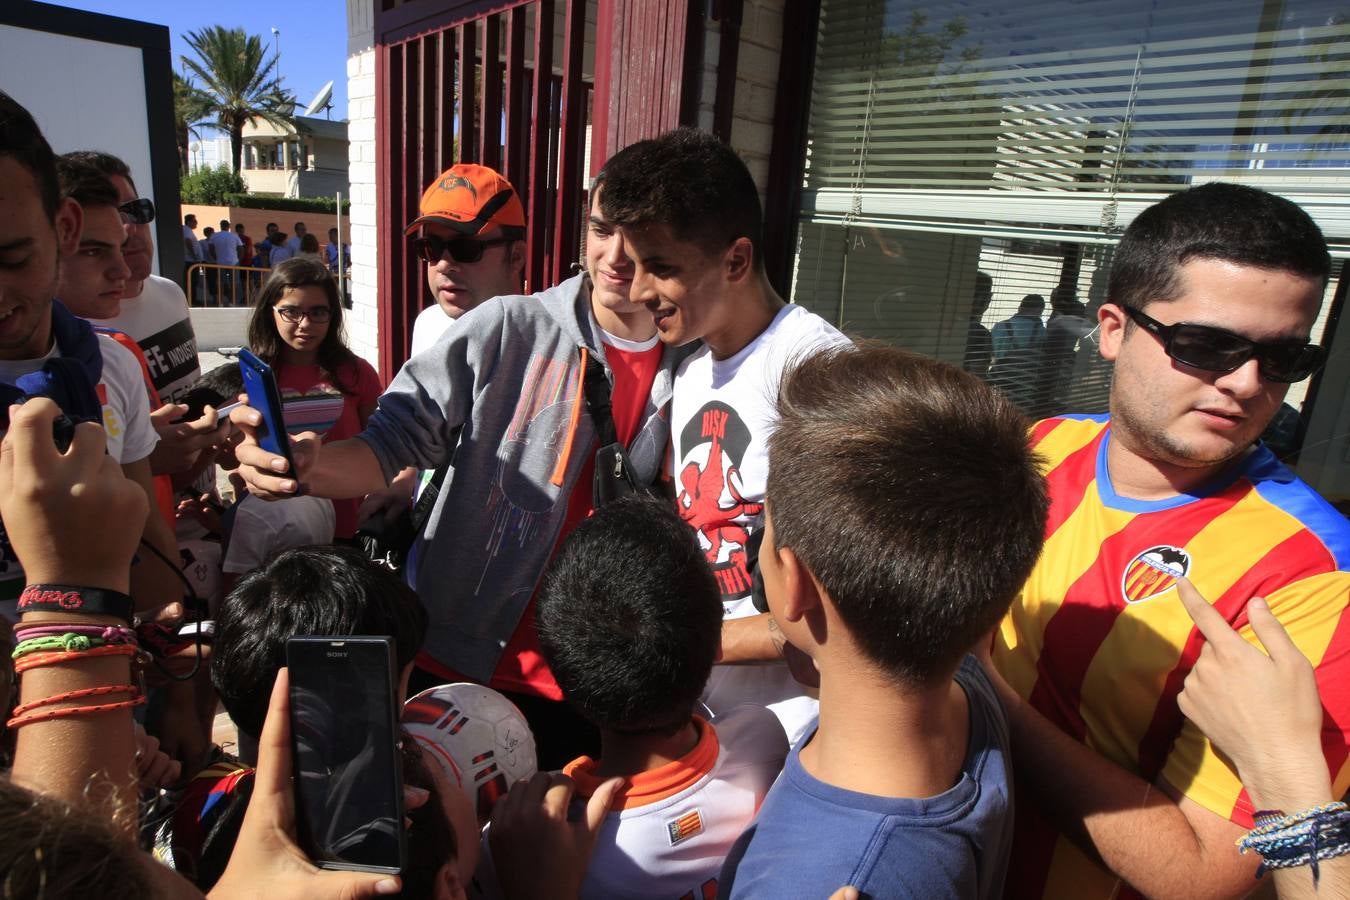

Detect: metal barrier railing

[186,262,267,308]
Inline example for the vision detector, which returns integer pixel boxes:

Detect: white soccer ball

[401,683,538,822]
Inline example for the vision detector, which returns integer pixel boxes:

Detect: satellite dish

[304,81,334,117]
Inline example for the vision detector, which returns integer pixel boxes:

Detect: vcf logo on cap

[405,163,526,238]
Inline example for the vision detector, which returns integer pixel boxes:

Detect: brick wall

[694,0,784,205]
[345,0,379,368]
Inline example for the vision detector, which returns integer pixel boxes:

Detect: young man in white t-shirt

[60,151,226,479]
[479,494,787,900]
[599,128,848,742]
[0,128,176,621]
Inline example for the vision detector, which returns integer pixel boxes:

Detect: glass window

[793,0,1350,504]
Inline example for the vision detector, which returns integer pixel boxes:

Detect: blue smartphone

[237,348,296,477]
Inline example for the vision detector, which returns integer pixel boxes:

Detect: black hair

[537,494,722,735]
[212,545,428,740]
[59,150,136,194]
[597,127,764,267]
[0,90,60,221]
[182,362,244,421]
[55,154,120,209]
[247,257,359,393]
[401,735,459,897]
[768,343,1048,686]
[1110,182,1331,313]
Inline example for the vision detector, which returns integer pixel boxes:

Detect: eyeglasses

[274,305,332,324]
[118,198,155,225]
[412,234,514,264]
[1123,306,1324,384]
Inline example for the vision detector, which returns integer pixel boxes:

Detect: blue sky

[53,0,350,125]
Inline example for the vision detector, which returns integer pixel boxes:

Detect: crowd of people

[183,214,350,307]
[2,81,1349,900]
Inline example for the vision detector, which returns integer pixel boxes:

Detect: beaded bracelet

[13,634,107,659]
[1239,801,1350,884]
[11,683,139,718]
[12,643,138,675]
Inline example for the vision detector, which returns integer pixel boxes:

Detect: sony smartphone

[236,347,296,476]
[286,636,406,875]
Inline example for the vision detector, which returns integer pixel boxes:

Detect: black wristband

[17,584,134,624]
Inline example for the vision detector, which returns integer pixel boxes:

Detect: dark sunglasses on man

[1123,305,1325,384]
[412,233,514,264]
[118,197,156,225]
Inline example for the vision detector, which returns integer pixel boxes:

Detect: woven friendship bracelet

[16,584,134,623]
[1239,802,1350,884]
[11,683,139,718]
[6,695,146,730]
[12,623,137,643]
[12,643,138,674]
[12,634,107,659]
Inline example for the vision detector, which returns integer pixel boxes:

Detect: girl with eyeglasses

[247,257,384,538]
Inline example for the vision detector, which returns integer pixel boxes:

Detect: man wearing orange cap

[234,160,685,767]
[406,163,528,356]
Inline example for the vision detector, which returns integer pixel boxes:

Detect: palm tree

[180,26,295,174]
[173,73,213,175]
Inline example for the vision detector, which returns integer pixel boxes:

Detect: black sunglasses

[118,197,155,225]
[412,234,513,264]
[1123,306,1324,384]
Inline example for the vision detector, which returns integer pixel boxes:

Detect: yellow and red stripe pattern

[996,415,1350,899]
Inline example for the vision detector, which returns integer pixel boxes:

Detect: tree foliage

[173,73,213,176]
[181,165,246,205]
[180,26,295,174]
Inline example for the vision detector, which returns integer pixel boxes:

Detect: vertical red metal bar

[551,0,587,284]
[542,73,562,284]
[458,19,478,164]
[503,6,528,192]
[525,0,555,293]
[420,33,438,193]
[479,14,502,169]
[439,29,456,171]
[399,38,424,367]
[590,0,617,176]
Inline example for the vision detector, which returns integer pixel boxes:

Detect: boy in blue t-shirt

[718,344,1048,900]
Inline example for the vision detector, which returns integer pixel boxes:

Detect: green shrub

[223,193,351,214]
[180,165,246,205]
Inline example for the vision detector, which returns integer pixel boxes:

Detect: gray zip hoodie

[356,273,686,684]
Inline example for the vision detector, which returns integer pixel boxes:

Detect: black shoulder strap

[581,351,619,448]
[409,424,461,534]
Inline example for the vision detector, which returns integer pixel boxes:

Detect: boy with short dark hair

[718,343,1048,899]
[532,494,788,899]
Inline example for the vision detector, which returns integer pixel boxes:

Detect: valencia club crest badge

[1121,545,1192,604]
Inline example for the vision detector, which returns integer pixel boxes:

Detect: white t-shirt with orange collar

[563,706,788,900]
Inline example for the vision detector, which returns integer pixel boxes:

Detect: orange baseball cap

[404,163,526,237]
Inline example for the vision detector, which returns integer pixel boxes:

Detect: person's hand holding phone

[149,402,232,475]
[0,398,146,592]
[230,400,320,499]
[209,668,402,899]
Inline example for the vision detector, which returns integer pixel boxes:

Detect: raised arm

[3,399,146,831]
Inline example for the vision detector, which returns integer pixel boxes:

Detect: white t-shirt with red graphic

[669,303,846,742]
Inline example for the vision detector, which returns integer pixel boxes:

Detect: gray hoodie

[357,273,686,683]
